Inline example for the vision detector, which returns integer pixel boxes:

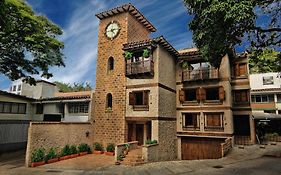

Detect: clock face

[105,22,120,39]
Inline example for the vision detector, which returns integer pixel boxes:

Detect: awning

[252,111,281,120]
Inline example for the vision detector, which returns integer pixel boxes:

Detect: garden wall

[25,122,93,167]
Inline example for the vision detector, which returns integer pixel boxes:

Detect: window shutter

[143,90,149,105]
[196,88,201,101]
[235,64,239,76]
[219,86,225,101]
[179,89,185,103]
[200,88,206,101]
[129,92,135,105]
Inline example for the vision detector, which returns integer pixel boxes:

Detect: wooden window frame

[68,102,89,114]
[204,112,224,131]
[182,113,200,130]
[233,90,250,104]
[233,63,247,77]
[129,90,149,111]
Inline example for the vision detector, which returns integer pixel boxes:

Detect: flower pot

[31,161,45,167]
[93,150,103,154]
[105,151,114,156]
[79,152,88,156]
[47,158,59,164]
[70,154,79,158]
[59,155,71,161]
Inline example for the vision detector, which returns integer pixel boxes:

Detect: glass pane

[262,95,268,102]
[3,103,11,113]
[268,94,274,102]
[18,104,26,114]
[0,102,3,113]
[11,104,19,113]
[277,94,281,103]
[256,95,261,102]
[251,95,255,103]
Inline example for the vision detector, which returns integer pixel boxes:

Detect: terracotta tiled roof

[123,36,179,57]
[95,3,156,32]
[41,91,92,101]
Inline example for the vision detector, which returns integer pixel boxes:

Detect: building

[91,3,253,161]
[250,72,281,114]
[9,79,58,99]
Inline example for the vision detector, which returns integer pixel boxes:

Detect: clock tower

[93,4,156,145]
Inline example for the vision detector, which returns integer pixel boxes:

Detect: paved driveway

[1,144,281,175]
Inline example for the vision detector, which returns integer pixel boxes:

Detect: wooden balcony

[126,59,154,78]
[182,68,219,81]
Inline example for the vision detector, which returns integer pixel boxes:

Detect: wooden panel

[129,92,135,105]
[181,137,225,160]
[179,89,185,103]
[219,86,225,101]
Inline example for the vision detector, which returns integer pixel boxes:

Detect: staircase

[122,147,144,166]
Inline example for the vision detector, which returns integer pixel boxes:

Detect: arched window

[108,57,114,71]
[106,93,112,108]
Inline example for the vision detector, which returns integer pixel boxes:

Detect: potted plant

[60,145,71,160]
[70,145,79,158]
[31,148,45,167]
[181,60,189,69]
[145,140,158,145]
[105,143,115,156]
[45,148,59,164]
[123,143,130,155]
[78,143,91,156]
[142,48,151,58]
[93,142,104,154]
[124,51,133,60]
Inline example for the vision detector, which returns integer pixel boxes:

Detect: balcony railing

[182,68,219,81]
[126,59,154,77]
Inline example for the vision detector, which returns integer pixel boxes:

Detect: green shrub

[78,143,91,153]
[142,48,151,58]
[106,143,115,152]
[45,148,57,161]
[70,145,78,154]
[93,142,103,151]
[31,148,45,162]
[145,140,158,145]
[61,145,71,156]
[124,51,133,60]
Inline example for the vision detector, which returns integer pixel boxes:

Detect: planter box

[79,152,88,156]
[59,155,71,161]
[31,161,45,167]
[93,150,103,154]
[47,158,59,164]
[105,151,114,156]
[70,154,79,158]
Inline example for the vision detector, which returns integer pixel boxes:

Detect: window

[263,76,274,85]
[264,110,276,114]
[17,85,21,91]
[183,113,199,130]
[36,104,43,114]
[277,94,281,103]
[108,57,114,71]
[206,88,219,101]
[12,85,16,91]
[106,93,112,108]
[68,102,89,113]
[0,101,26,114]
[251,94,274,103]
[204,113,224,131]
[129,90,149,111]
[278,110,281,114]
[233,90,249,103]
[234,63,247,77]
[184,89,197,101]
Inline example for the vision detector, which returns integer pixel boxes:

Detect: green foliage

[124,143,130,149]
[54,81,92,92]
[249,49,281,73]
[0,0,65,84]
[142,48,151,58]
[78,143,91,153]
[31,148,45,162]
[61,145,71,156]
[124,51,133,60]
[106,143,115,152]
[145,140,158,145]
[181,61,189,69]
[183,0,281,68]
[117,153,124,161]
[45,148,57,161]
[93,142,103,151]
[70,145,78,154]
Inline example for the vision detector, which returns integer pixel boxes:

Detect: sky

[0,0,194,91]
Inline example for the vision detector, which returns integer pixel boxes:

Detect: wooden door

[181,137,224,160]
[136,124,144,145]
[128,123,133,142]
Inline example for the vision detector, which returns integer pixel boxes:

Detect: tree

[54,81,92,92]
[249,49,281,73]
[184,0,280,68]
[0,0,64,85]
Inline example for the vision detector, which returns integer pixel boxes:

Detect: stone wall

[142,144,159,162]
[25,122,93,167]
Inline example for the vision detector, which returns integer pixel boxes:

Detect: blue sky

[0,0,194,90]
